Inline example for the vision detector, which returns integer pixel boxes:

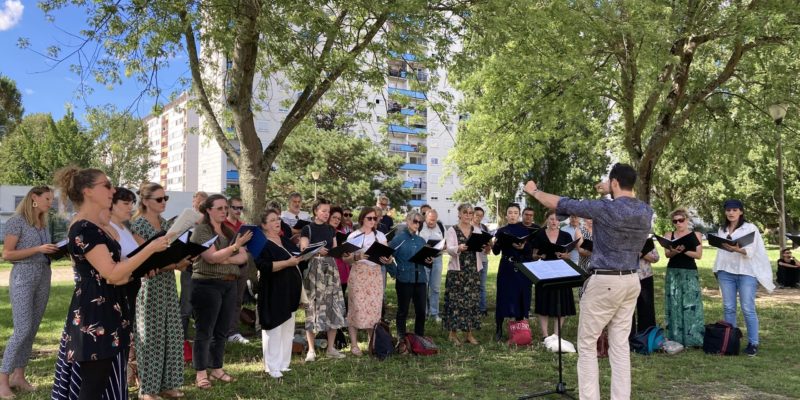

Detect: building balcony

[388,124,426,135]
[389,143,417,152]
[400,163,427,171]
[407,199,426,207]
[226,170,239,181]
[402,180,427,190]
[388,68,407,79]
[388,87,426,101]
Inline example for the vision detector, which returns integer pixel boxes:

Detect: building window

[429,158,439,165]
[13,196,23,208]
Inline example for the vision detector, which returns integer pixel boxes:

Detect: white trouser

[261,312,295,373]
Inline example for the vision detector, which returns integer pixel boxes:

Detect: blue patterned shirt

[556,196,653,271]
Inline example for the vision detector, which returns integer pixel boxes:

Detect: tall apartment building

[143,93,201,192]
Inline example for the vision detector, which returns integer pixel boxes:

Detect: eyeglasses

[411,219,422,224]
[380,203,389,207]
[148,196,170,203]
[330,215,341,220]
[343,213,353,217]
[671,218,685,224]
[231,206,244,211]
[92,180,112,190]
[212,206,229,212]
[365,216,378,221]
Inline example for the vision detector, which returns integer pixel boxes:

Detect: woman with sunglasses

[329,207,351,300]
[301,198,348,361]
[443,203,487,345]
[776,248,799,288]
[190,194,252,389]
[341,207,391,355]
[129,183,190,399]
[51,167,170,400]
[0,186,57,398]
[662,208,704,347]
[341,208,355,234]
[387,211,431,339]
[713,199,774,356]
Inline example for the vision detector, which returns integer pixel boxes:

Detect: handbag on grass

[508,319,532,346]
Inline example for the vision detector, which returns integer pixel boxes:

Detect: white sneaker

[268,371,283,379]
[326,348,345,359]
[227,333,250,344]
[305,351,316,362]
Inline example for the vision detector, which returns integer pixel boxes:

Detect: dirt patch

[0,266,74,286]
[665,382,795,400]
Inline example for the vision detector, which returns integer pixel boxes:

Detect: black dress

[52,220,131,400]
[532,229,577,317]
[493,223,534,319]
[256,237,303,330]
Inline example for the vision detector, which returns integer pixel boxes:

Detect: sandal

[195,377,212,390]
[209,371,237,383]
[159,389,185,399]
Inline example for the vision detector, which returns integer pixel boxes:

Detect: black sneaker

[744,343,758,356]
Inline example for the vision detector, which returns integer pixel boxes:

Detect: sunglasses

[365,216,378,221]
[148,196,170,203]
[213,205,229,212]
[410,219,422,224]
[343,213,353,217]
[230,206,244,211]
[671,218,685,224]
[93,180,112,190]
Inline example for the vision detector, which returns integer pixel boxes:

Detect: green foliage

[0,111,94,185]
[0,74,24,139]
[87,105,156,187]
[266,121,410,209]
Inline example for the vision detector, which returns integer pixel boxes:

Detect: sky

[0,0,187,121]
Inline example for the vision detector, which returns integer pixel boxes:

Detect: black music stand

[515,259,587,399]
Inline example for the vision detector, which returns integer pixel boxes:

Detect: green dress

[130,217,184,395]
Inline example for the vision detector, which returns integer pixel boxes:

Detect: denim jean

[716,270,759,345]
[426,257,443,317]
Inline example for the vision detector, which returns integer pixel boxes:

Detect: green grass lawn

[1,245,800,399]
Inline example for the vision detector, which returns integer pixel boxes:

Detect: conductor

[523,163,653,400]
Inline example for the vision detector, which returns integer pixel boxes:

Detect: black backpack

[368,321,394,360]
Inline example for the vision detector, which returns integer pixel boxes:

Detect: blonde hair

[15,186,52,228]
[53,166,105,209]
[670,208,689,220]
[133,182,164,220]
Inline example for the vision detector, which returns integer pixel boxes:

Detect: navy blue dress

[532,229,577,317]
[493,223,534,320]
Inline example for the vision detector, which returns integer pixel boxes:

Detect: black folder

[786,234,800,248]
[48,238,70,261]
[707,232,755,251]
[653,233,700,250]
[293,241,327,261]
[364,241,395,264]
[640,237,655,256]
[328,242,361,259]
[538,238,580,255]
[128,230,216,279]
[293,219,311,230]
[580,239,594,252]
[495,230,534,247]
[465,231,494,252]
[335,232,350,247]
[409,245,443,266]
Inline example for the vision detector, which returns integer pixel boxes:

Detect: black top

[493,222,534,262]
[256,237,303,330]
[532,229,574,261]
[378,215,394,234]
[301,222,336,250]
[666,231,699,270]
[63,220,132,362]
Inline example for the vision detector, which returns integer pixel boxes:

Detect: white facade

[143,93,200,192]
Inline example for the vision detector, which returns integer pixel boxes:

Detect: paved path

[0,266,74,286]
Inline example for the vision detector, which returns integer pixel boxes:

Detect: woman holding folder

[387,211,430,339]
[190,194,252,390]
[444,203,486,345]
[492,203,534,341]
[344,207,391,355]
[662,208,704,347]
[301,198,348,361]
[255,209,304,378]
[712,199,774,356]
[51,166,170,400]
[530,210,577,340]
[130,183,190,399]
[0,186,56,398]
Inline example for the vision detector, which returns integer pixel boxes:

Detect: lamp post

[311,171,320,200]
[769,103,788,249]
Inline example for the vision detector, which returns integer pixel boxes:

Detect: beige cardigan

[445,225,485,272]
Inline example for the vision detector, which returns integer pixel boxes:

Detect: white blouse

[712,222,774,293]
[110,221,139,261]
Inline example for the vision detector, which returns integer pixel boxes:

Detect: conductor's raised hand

[595,180,610,195]
[524,180,538,196]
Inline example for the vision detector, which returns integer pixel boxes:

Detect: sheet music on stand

[516,258,588,286]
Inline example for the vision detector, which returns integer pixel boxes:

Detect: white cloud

[24,88,33,95]
[0,0,23,31]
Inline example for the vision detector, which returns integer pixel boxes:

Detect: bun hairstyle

[133,182,164,219]
[53,166,105,208]
[312,197,331,214]
[16,185,52,228]
[199,194,235,240]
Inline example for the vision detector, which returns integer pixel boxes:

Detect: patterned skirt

[346,261,384,329]
[51,334,128,400]
[303,257,348,332]
[443,267,482,332]
[664,268,705,347]
[135,272,183,394]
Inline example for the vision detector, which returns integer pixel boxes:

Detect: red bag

[404,333,438,355]
[597,329,609,358]
[508,320,532,346]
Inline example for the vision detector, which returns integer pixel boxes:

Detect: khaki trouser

[577,273,641,400]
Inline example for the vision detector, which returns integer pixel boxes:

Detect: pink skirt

[346,261,384,329]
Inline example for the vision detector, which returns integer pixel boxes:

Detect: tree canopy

[87,105,155,187]
[0,74,24,139]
